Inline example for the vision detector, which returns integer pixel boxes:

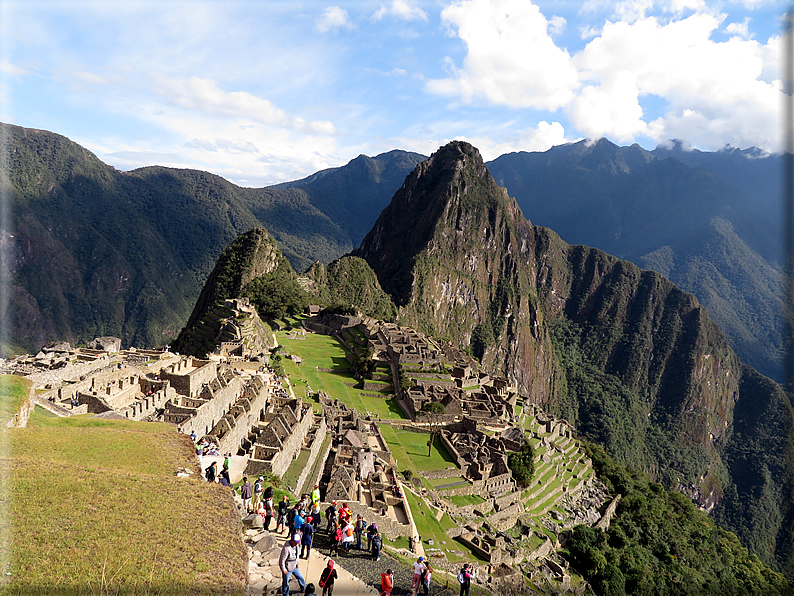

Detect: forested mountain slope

[486,140,783,381]
[1,123,421,353]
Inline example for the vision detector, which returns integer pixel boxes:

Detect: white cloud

[458,121,573,160]
[579,24,602,39]
[568,73,647,141]
[371,0,429,22]
[725,17,752,39]
[0,61,31,76]
[572,13,780,150]
[613,0,653,23]
[427,0,579,110]
[315,6,355,33]
[149,75,336,135]
[548,16,567,36]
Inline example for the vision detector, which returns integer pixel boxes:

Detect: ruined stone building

[243,396,320,479]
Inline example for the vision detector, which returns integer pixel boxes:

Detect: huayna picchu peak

[352,140,794,581]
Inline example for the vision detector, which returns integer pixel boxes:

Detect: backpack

[458,571,467,585]
[334,528,343,542]
[346,526,354,537]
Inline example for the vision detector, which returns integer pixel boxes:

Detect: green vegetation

[418,401,446,456]
[448,494,485,507]
[1,375,30,424]
[244,258,310,320]
[277,330,407,420]
[507,439,535,486]
[403,489,470,563]
[6,416,245,594]
[563,443,790,595]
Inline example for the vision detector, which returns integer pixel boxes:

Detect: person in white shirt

[411,556,425,592]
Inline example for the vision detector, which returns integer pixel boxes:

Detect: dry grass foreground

[1,412,246,595]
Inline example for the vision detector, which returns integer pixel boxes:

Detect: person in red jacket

[381,568,394,596]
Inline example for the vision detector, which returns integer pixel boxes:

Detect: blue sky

[0,0,786,186]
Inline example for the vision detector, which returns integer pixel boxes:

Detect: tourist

[421,562,432,596]
[223,452,231,471]
[263,498,273,531]
[279,534,305,596]
[457,564,473,596]
[371,529,382,561]
[366,522,378,551]
[318,559,338,596]
[325,501,338,533]
[311,483,321,504]
[339,502,351,523]
[341,520,355,552]
[411,557,424,592]
[380,568,393,596]
[240,477,253,513]
[263,484,274,502]
[253,476,264,509]
[276,496,290,534]
[310,504,321,527]
[294,508,306,534]
[331,522,343,555]
[354,514,366,550]
[219,465,231,486]
[205,461,217,483]
[189,430,197,442]
[300,519,314,559]
[288,503,302,536]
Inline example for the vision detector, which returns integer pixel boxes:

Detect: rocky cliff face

[353,141,794,576]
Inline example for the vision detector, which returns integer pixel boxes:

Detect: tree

[419,401,446,456]
[507,439,535,486]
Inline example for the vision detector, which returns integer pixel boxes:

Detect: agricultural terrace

[1,374,31,425]
[3,413,246,595]
[274,320,408,421]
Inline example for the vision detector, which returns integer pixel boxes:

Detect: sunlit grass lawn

[4,416,246,595]
[1,375,31,424]
[277,331,408,420]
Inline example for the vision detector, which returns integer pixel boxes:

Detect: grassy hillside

[2,414,246,595]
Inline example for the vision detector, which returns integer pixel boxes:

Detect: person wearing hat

[380,568,394,596]
[279,534,305,596]
[311,483,321,505]
[318,559,338,596]
[411,556,424,592]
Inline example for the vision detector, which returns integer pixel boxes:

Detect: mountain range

[3,122,782,387]
[176,140,794,584]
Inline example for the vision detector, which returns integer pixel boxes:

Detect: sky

[0,0,788,187]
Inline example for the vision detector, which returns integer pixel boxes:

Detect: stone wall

[160,359,216,397]
[294,416,328,494]
[596,495,622,531]
[444,499,495,518]
[419,469,460,480]
[177,376,244,438]
[120,385,176,421]
[211,378,269,455]
[494,490,522,510]
[342,500,411,541]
